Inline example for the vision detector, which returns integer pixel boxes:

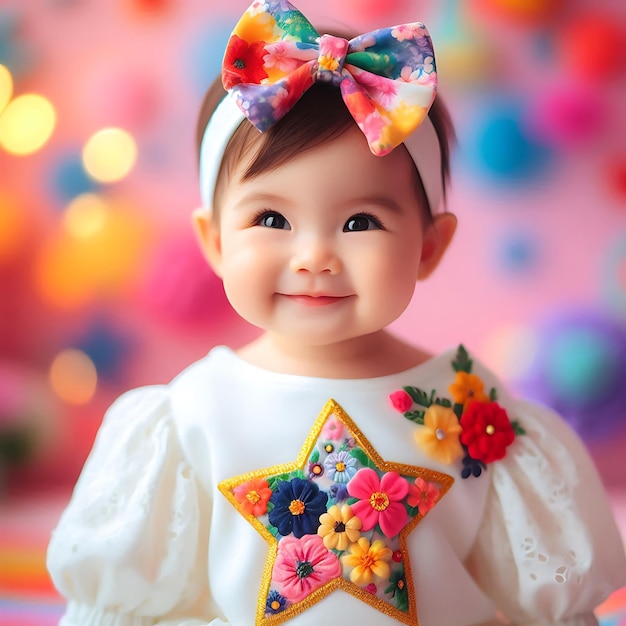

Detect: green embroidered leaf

[453,402,464,420]
[406,505,419,518]
[403,410,425,425]
[384,581,395,595]
[267,470,305,491]
[309,448,320,464]
[489,387,498,402]
[452,344,473,373]
[435,397,452,408]
[350,447,377,469]
[403,385,433,407]
[347,496,359,505]
[266,524,279,537]
[512,421,526,436]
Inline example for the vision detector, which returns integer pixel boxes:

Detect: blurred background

[0,0,625,622]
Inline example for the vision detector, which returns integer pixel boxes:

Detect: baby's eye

[343,213,384,232]
[254,211,291,230]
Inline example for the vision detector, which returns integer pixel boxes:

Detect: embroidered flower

[268,477,328,538]
[223,34,268,89]
[347,468,408,537]
[317,504,362,550]
[386,569,408,612]
[460,401,515,463]
[321,415,344,440]
[365,583,377,594]
[389,389,413,413]
[265,590,287,615]
[406,477,440,515]
[308,462,324,479]
[273,534,341,603]
[329,482,349,503]
[449,371,489,408]
[323,449,357,483]
[414,404,463,464]
[233,477,272,517]
[341,537,392,586]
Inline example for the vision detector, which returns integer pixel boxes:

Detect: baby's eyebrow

[341,195,405,214]
[232,192,291,210]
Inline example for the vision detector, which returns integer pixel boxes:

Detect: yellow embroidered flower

[317,504,362,550]
[414,404,463,465]
[448,371,488,408]
[318,53,340,72]
[341,537,392,586]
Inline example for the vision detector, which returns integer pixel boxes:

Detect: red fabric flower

[389,390,412,413]
[460,401,515,463]
[223,34,268,89]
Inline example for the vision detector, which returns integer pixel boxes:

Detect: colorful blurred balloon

[518,310,626,440]
[49,150,100,204]
[556,13,626,82]
[71,320,134,382]
[138,233,231,327]
[34,196,150,309]
[463,99,553,183]
[523,83,608,148]
[333,0,413,24]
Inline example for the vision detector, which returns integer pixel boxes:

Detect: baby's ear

[417,212,457,281]
[192,208,223,277]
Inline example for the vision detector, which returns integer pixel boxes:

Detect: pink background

[1,0,625,497]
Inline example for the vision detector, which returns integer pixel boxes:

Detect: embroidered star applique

[219,399,454,625]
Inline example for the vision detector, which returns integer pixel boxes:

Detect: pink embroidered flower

[233,477,272,517]
[272,534,341,602]
[321,415,344,440]
[347,468,409,537]
[406,477,440,515]
[389,389,413,413]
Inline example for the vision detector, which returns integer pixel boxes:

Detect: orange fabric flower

[448,371,489,408]
[233,477,272,516]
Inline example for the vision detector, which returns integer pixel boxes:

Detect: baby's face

[213,125,429,349]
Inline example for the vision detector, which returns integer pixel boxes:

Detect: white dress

[47,346,626,626]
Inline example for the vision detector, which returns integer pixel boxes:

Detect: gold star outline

[218,398,455,625]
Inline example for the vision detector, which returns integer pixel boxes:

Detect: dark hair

[196,69,455,220]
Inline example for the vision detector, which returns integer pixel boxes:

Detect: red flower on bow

[223,35,268,89]
[460,401,514,464]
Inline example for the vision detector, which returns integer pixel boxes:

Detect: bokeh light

[0,63,12,114]
[82,128,138,183]
[63,193,108,239]
[48,349,98,405]
[0,93,56,155]
[34,202,149,309]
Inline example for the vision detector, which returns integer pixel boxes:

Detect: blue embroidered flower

[323,450,357,483]
[268,477,328,538]
[265,589,287,614]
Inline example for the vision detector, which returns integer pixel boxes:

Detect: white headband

[199,92,444,214]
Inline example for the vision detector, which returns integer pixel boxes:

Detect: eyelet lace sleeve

[466,399,626,626]
[47,386,227,626]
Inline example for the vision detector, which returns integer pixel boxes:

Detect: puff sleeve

[466,398,626,626]
[47,386,227,626]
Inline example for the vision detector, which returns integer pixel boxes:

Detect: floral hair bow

[222,0,438,157]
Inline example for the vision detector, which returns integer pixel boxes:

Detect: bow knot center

[317,34,350,85]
